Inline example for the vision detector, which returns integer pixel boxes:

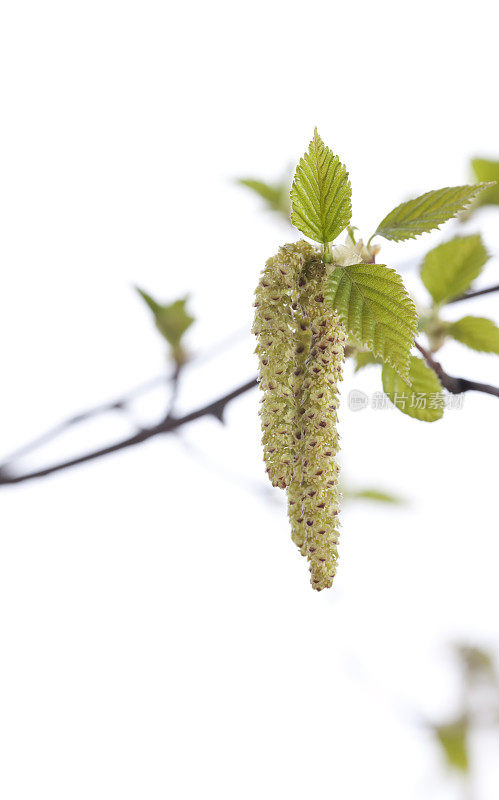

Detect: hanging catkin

[287,305,311,552]
[252,241,317,489]
[254,241,346,591]
[296,258,346,590]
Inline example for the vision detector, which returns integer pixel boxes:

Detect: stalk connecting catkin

[254,241,346,591]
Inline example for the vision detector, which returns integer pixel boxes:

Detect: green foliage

[249,132,499,591]
[434,721,469,773]
[353,351,381,372]
[471,158,499,206]
[136,288,194,357]
[291,128,351,245]
[382,356,444,422]
[447,315,499,354]
[343,487,405,504]
[237,174,291,219]
[373,184,492,242]
[137,287,162,316]
[420,234,488,305]
[326,263,417,381]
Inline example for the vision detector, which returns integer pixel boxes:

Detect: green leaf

[447,315,499,354]
[136,287,162,316]
[471,158,499,206]
[434,721,469,773]
[420,234,489,305]
[343,487,405,505]
[326,263,417,380]
[136,288,195,349]
[237,175,291,219]
[353,351,381,372]
[382,356,444,422]
[291,128,351,244]
[373,184,493,242]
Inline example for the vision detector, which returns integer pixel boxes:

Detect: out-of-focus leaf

[471,158,499,206]
[420,234,489,305]
[326,263,417,381]
[136,288,195,352]
[291,128,351,244]
[373,184,493,242]
[237,174,291,219]
[137,288,162,316]
[447,316,499,354]
[353,351,381,372]
[434,720,469,773]
[343,487,406,505]
[382,356,444,422]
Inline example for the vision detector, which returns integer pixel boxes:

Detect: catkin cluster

[253,241,346,591]
[252,241,316,489]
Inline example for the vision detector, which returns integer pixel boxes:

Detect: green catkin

[287,307,311,551]
[254,242,345,591]
[296,259,346,591]
[253,241,317,489]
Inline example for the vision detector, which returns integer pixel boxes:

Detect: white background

[0,1,498,798]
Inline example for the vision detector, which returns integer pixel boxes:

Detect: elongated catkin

[287,306,311,551]
[253,241,317,488]
[296,259,346,590]
[254,242,346,590]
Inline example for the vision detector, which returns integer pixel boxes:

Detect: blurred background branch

[2,163,499,486]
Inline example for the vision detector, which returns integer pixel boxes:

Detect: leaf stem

[323,242,333,263]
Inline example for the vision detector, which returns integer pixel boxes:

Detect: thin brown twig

[414,340,499,397]
[447,283,499,304]
[1,333,498,488]
[0,327,249,467]
[0,373,170,466]
[0,378,258,486]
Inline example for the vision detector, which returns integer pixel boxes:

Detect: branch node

[211,406,226,424]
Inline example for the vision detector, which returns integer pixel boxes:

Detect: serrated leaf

[434,721,469,773]
[237,175,291,219]
[420,234,488,305]
[447,315,499,354]
[353,351,381,372]
[291,128,351,244]
[471,158,499,206]
[382,356,443,422]
[326,263,417,380]
[136,288,195,348]
[373,184,493,242]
